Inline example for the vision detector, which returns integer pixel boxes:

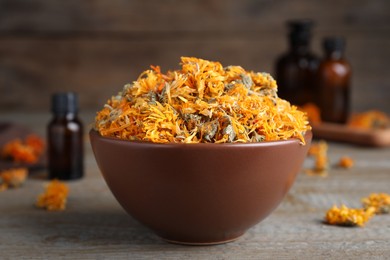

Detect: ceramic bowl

[90,130,312,245]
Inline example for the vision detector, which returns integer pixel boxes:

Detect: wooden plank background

[0,0,389,114]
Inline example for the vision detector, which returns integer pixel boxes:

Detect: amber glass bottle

[47,92,84,180]
[275,20,320,106]
[318,37,351,124]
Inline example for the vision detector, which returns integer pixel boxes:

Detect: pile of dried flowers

[95,57,310,144]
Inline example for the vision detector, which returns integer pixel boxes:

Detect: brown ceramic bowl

[90,130,312,245]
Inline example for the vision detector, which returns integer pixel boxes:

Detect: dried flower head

[338,156,354,169]
[1,134,45,164]
[299,102,322,124]
[305,140,328,176]
[348,110,390,129]
[36,180,69,211]
[325,204,376,227]
[362,193,390,214]
[0,168,28,190]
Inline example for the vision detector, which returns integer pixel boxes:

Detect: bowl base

[161,233,244,246]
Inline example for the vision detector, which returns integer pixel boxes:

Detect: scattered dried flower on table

[95,57,310,144]
[36,180,69,211]
[307,140,327,157]
[1,134,45,164]
[325,204,376,227]
[0,168,28,191]
[338,156,354,169]
[362,193,390,214]
[305,140,328,176]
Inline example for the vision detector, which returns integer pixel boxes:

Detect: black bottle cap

[287,19,314,32]
[287,19,314,45]
[51,92,79,114]
[323,37,345,52]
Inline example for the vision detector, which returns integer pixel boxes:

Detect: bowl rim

[90,129,312,148]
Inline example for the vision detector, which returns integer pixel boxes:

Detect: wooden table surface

[1,112,390,259]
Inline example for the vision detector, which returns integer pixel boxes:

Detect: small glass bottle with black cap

[275,19,320,106]
[47,92,84,180]
[317,37,351,124]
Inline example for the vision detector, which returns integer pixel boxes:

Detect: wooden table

[1,112,390,259]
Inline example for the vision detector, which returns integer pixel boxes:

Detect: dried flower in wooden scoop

[36,180,69,211]
[95,57,310,144]
[362,193,390,214]
[348,110,390,130]
[325,204,375,227]
[1,134,45,164]
[299,102,322,124]
[0,168,28,190]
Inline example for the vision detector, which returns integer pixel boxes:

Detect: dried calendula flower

[362,193,390,214]
[306,140,328,176]
[348,110,390,130]
[95,57,310,144]
[0,168,28,189]
[0,183,7,192]
[1,134,45,164]
[338,156,354,169]
[36,180,69,211]
[25,134,45,155]
[307,140,327,157]
[2,139,37,163]
[325,204,376,227]
[299,102,322,124]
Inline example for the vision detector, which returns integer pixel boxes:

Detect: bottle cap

[51,92,79,114]
[323,37,345,52]
[287,19,314,32]
[287,19,314,45]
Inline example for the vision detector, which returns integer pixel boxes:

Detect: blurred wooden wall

[0,0,389,114]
